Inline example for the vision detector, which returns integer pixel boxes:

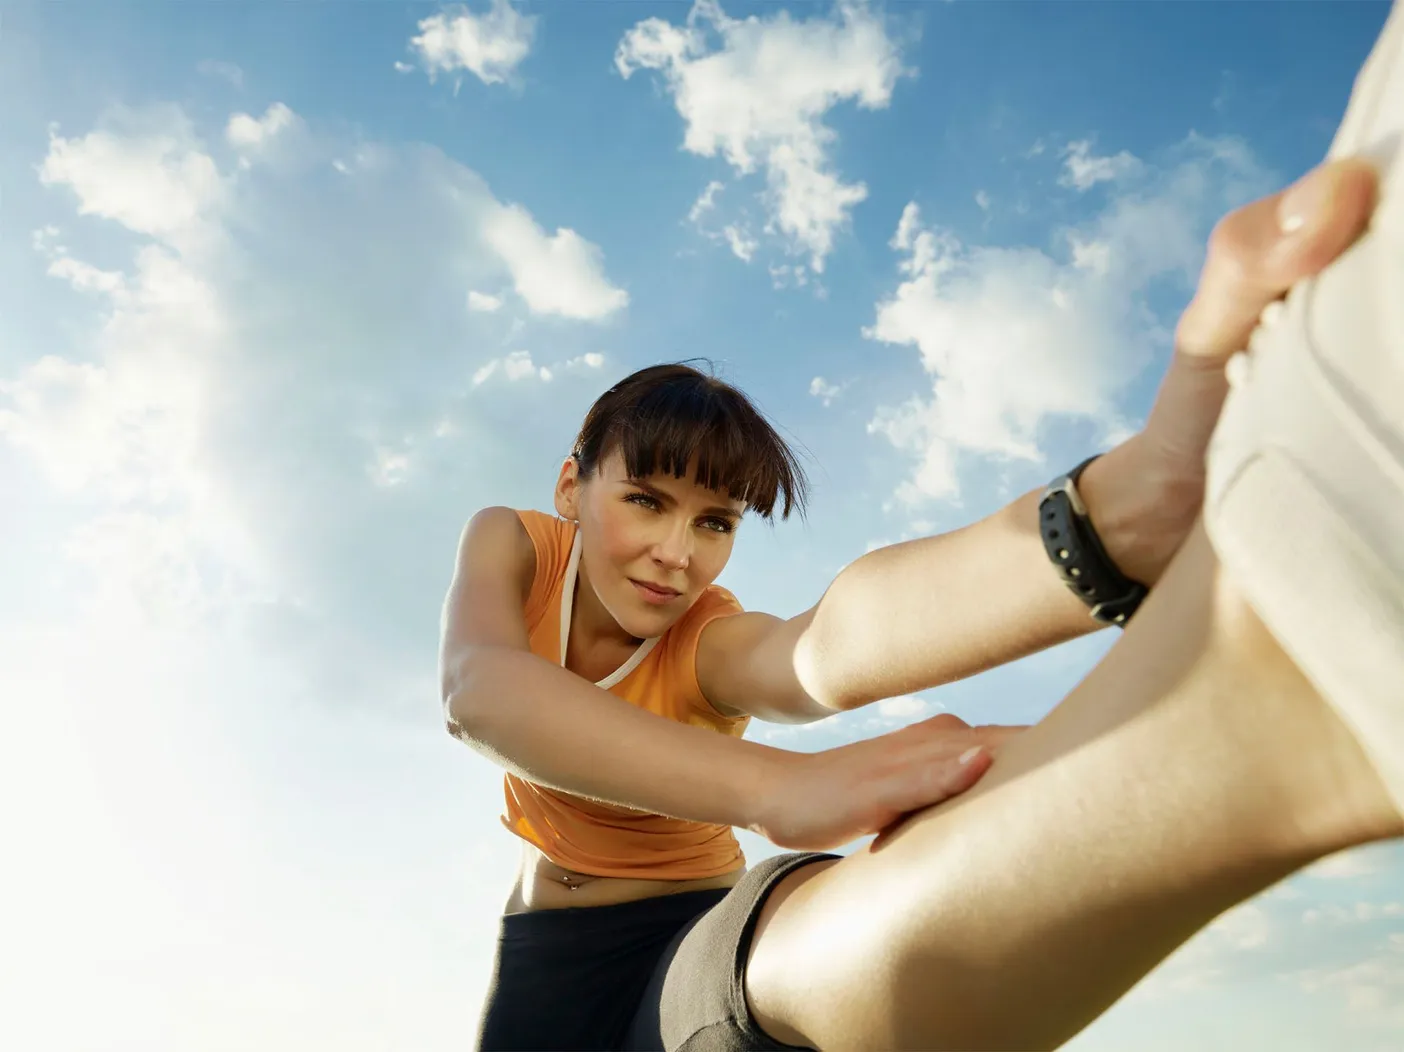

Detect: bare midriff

[505,841,745,913]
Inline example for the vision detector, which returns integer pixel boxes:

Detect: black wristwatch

[1038,455,1147,627]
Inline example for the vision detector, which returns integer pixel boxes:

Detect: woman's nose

[650,518,691,570]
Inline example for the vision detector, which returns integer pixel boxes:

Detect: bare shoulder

[461,505,531,551]
[698,608,783,653]
[696,610,786,719]
[458,506,535,593]
[696,604,832,724]
[440,507,537,687]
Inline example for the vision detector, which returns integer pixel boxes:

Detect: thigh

[622,852,838,1052]
[742,529,1351,1051]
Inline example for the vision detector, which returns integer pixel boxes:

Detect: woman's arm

[440,506,788,827]
[795,434,1187,709]
[700,435,1184,716]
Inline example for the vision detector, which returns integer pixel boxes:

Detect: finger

[884,739,991,816]
[1176,157,1377,362]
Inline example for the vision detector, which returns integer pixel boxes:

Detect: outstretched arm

[700,440,1177,720]
[701,158,1379,718]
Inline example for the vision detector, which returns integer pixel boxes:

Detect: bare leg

[743,522,1403,1051]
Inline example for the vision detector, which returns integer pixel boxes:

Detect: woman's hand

[1089,158,1379,587]
[749,713,1024,851]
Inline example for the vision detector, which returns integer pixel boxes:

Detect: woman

[442,20,1402,1046]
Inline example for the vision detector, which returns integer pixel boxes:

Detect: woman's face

[557,449,744,640]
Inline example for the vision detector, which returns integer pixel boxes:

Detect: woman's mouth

[630,579,681,605]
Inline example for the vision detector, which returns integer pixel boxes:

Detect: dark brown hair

[571,361,808,521]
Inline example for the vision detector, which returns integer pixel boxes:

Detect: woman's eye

[626,493,659,510]
[701,518,736,535]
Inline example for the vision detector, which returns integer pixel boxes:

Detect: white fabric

[1204,0,1404,811]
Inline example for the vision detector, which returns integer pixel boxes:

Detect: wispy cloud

[617,0,908,277]
[1059,138,1144,191]
[409,0,537,86]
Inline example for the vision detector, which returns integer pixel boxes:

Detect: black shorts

[475,851,838,1052]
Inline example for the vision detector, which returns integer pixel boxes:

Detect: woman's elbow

[441,644,516,735]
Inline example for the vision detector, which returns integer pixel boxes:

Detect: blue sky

[2,1,1401,1049]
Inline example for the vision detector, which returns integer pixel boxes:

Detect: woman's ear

[553,456,581,521]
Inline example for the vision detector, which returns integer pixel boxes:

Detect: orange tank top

[499,509,752,880]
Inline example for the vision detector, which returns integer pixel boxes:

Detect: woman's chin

[623,612,675,640]
[614,600,683,640]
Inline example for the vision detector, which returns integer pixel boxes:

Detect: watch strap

[1039,455,1148,626]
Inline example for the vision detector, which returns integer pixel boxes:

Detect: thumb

[1176,157,1377,363]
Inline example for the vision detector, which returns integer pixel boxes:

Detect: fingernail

[958,746,983,765]
[1278,169,1331,236]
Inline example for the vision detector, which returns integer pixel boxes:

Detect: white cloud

[689,179,726,224]
[617,0,907,273]
[865,135,1273,503]
[809,376,842,406]
[39,115,224,242]
[890,200,922,251]
[769,262,810,290]
[467,289,503,312]
[1060,138,1144,191]
[409,0,537,86]
[1069,235,1112,276]
[472,349,551,385]
[688,183,759,263]
[975,189,991,212]
[565,352,605,370]
[876,694,928,719]
[723,224,758,262]
[4,238,222,507]
[42,246,126,295]
[227,102,299,151]
[858,692,946,734]
[8,152,259,615]
[482,203,628,321]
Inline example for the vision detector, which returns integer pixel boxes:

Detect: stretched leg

[742,6,1404,1048]
[742,522,1402,1050]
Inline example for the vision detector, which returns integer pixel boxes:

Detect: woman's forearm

[446,646,784,829]
[794,436,1196,711]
